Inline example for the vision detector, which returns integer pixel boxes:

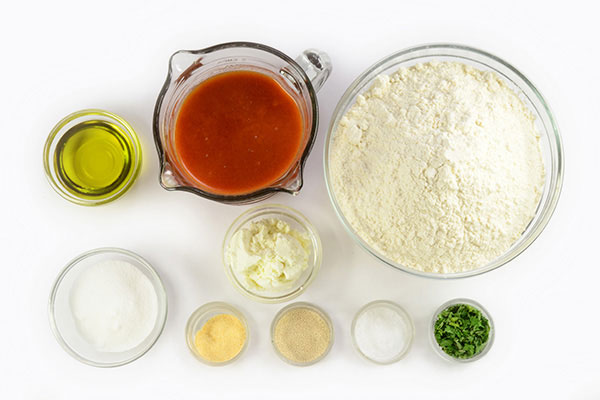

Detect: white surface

[1,0,597,398]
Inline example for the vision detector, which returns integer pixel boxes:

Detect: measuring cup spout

[169,50,204,81]
[159,162,181,189]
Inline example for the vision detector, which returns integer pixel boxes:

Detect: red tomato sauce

[174,70,303,195]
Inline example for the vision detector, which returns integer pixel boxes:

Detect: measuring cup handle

[295,49,332,92]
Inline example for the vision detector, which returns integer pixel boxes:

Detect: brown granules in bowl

[273,305,332,364]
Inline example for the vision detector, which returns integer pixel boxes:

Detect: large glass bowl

[324,44,564,279]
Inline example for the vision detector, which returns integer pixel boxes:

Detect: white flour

[330,61,545,273]
[70,259,158,352]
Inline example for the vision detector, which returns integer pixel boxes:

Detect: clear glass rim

[350,300,415,365]
[270,301,334,367]
[429,298,495,363]
[184,301,249,366]
[48,247,168,368]
[323,43,565,279]
[152,41,319,204]
[222,203,322,303]
[43,109,142,206]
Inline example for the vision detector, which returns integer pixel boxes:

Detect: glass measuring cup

[153,42,332,205]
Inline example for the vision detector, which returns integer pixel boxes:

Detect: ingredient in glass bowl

[54,120,137,200]
[194,314,247,363]
[353,303,412,363]
[69,259,158,352]
[273,306,332,364]
[226,218,311,292]
[329,61,545,273]
[434,303,491,359]
[175,70,303,195]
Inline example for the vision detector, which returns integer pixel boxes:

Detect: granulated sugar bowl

[48,248,168,367]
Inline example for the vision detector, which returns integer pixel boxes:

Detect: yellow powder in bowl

[194,314,246,363]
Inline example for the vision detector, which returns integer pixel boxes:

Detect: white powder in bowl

[330,61,545,273]
[69,259,158,352]
[353,305,412,363]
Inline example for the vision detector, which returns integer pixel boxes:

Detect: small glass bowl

[430,298,495,363]
[351,300,415,365]
[222,204,322,303]
[48,248,168,368]
[43,109,142,206]
[185,302,249,366]
[270,302,334,366]
[324,43,564,278]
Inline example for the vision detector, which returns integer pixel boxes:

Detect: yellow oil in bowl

[55,120,135,198]
[44,110,141,205]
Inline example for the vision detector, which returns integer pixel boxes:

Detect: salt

[353,304,412,363]
[69,259,158,352]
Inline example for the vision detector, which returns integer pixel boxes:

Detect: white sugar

[354,305,411,363]
[69,259,158,352]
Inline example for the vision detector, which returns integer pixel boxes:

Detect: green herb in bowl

[433,301,492,361]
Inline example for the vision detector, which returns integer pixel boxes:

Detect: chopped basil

[434,303,490,359]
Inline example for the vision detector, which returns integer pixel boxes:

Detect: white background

[2,0,598,398]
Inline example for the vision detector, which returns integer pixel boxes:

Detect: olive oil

[54,120,136,200]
